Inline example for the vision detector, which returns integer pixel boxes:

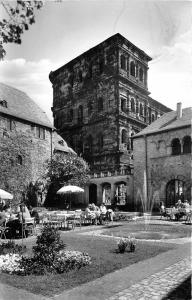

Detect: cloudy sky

[0,0,191,121]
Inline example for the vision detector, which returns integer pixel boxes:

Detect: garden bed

[0,233,174,297]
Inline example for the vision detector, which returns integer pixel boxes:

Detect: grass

[0,228,174,297]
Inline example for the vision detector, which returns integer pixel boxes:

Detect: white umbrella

[57,185,84,210]
[57,185,84,194]
[0,189,13,200]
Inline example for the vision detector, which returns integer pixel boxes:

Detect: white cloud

[149,28,192,110]
[0,58,56,121]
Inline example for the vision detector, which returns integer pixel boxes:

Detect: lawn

[0,228,174,297]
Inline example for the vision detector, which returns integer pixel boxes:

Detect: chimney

[176,102,182,119]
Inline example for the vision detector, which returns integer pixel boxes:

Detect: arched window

[151,114,155,122]
[183,136,191,154]
[17,155,22,165]
[78,105,83,123]
[131,98,135,112]
[139,68,144,82]
[130,61,136,76]
[121,129,127,144]
[136,101,139,114]
[171,138,181,155]
[140,103,143,116]
[166,179,185,207]
[120,55,126,70]
[130,132,134,150]
[98,97,103,112]
[121,98,126,112]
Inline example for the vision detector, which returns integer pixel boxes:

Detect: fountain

[136,170,160,229]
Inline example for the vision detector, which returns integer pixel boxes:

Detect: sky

[0,0,191,121]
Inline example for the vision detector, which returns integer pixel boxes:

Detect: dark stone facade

[50,33,171,208]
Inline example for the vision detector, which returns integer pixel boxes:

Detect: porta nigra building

[49,33,171,209]
[133,103,191,211]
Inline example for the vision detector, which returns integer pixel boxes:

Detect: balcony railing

[90,168,133,179]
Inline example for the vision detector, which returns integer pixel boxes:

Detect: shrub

[117,238,129,253]
[117,236,136,253]
[0,241,26,255]
[19,226,91,275]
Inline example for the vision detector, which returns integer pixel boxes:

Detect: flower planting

[117,235,136,253]
[0,226,91,275]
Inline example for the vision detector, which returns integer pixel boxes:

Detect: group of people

[84,203,114,225]
[160,199,191,221]
[0,200,37,238]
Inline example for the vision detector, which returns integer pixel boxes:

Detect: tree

[0,0,43,59]
[0,130,33,204]
[44,152,90,207]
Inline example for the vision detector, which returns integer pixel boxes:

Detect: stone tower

[49,33,171,208]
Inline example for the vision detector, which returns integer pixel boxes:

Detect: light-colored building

[0,82,73,205]
[133,103,191,212]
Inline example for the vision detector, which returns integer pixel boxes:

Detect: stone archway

[115,181,127,206]
[102,183,111,205]
[89,184,97,205]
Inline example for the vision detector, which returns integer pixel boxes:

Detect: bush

[0,241,26,255]
[19,226,91,275]
[117,236,136,253]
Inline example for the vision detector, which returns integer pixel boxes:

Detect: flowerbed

[0,250,91,275]
[0,226,91,276]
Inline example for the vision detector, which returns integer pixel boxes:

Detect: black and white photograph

[0,1,191,299]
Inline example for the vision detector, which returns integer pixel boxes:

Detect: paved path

[53,241,191,300]
[107,257,191,300]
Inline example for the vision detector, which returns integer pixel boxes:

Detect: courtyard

[0,217,191,299]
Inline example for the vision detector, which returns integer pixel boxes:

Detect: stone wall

[0,114,52,204]
[133,126,191,211]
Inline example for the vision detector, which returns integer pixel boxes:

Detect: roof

[133,107,192,138]
[53,131,76,154]
[0,82,52,128]
[49,33,151,82]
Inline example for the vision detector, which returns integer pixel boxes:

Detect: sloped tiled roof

[0,82,52,128]
[53,131,76,154]
[134,106,192,138]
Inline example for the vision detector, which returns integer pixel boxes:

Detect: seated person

[91,203,100,218]
[17,204,31,222]
[175,199,183,209]
[99,203,107,224]
[106,208,115,221]
[85,205,97,224]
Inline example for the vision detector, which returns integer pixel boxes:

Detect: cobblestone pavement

[107,257,191,300]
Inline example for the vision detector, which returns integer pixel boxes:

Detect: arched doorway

[89,184,97,204]
[166,179,185,207]
[115,182,127,205]
[102,183,111,205]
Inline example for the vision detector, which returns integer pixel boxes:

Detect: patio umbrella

[57,185,84,209]
[57,185,84,194]
[0,189,13,200]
